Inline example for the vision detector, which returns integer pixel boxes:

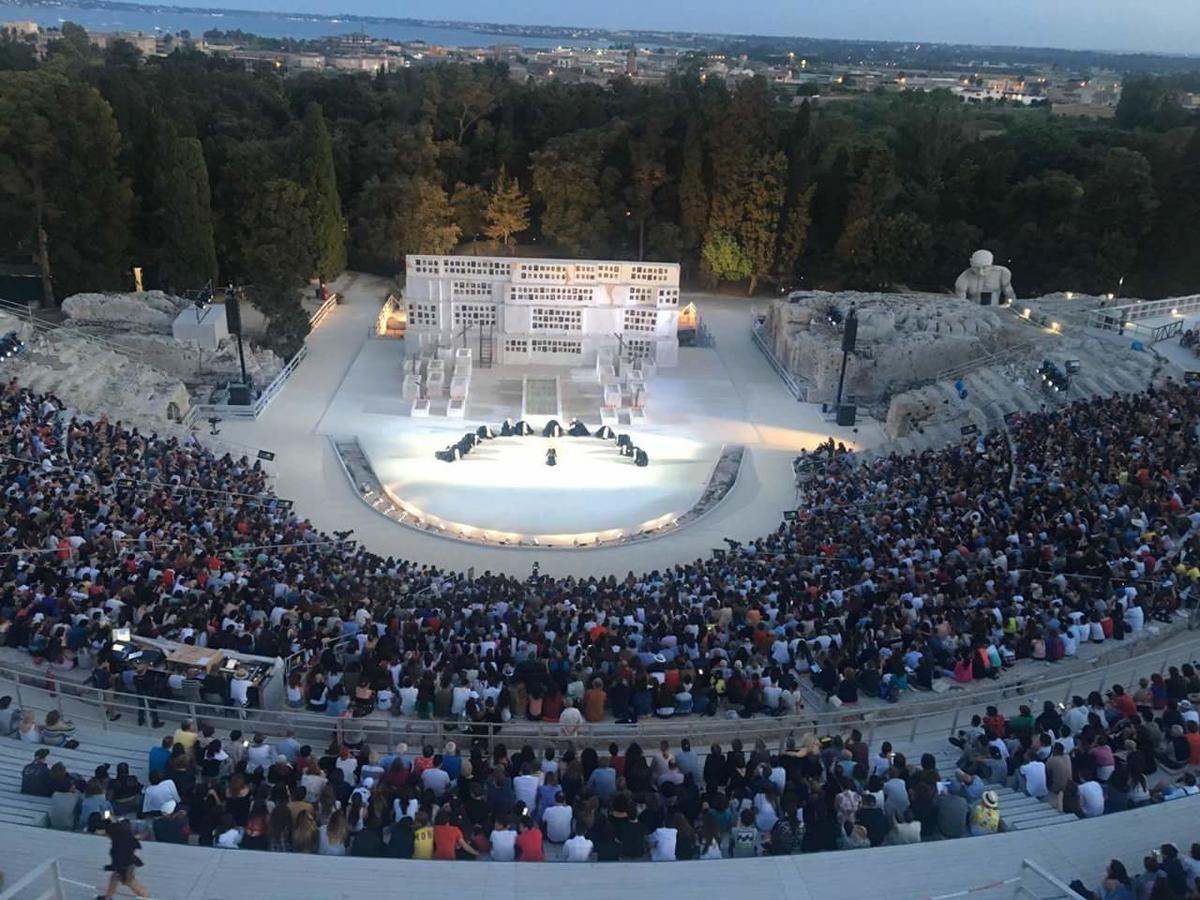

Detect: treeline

[0,26,1198,357]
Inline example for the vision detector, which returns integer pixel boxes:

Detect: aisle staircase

[927,746,1079,832]
[0,727,150,827]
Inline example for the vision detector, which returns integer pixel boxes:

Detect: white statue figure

[955,250,1016,306]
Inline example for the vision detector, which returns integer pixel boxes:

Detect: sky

[210,0,1200,55]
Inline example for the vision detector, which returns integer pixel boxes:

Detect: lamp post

[834,306,857,411]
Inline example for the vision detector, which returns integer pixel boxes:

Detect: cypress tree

[299,102,346,280]
[155,127,218,291]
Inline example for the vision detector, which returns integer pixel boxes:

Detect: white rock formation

[766,291,1008,403]
[0,311,190,430]
[61,290,190,334]
[63,331,284,387]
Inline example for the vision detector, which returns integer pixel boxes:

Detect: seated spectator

[79,777,113,829]
[968,791,1001,836]
[142,770,181,817]
[20,748,52,797]
[48,780,79,831]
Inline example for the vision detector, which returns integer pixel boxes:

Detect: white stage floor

[367,429,715,540]
[215,278,889,576]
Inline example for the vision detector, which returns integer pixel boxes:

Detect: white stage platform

[366,429,716,542]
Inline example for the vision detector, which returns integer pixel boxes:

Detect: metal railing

[371,293,405,339]
[1011,858,1081,899]
[936,339,1040,382]
[192,343,309,421]
[2,626,1197,756]
[0,858,65,900]
[189,290,339,422]
[307,291,339,331]
[1087,294,1200,344]
[0,296,140,361]
[750,319,806,401]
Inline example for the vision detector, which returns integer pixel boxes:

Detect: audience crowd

[12,645,1200,872]
[0,375,1195,883]
[0,382,1196,730]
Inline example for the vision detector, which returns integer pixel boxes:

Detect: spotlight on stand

[1038,360,1070,393]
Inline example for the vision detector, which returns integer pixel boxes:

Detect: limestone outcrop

[0,311,190,429]
[766,291,1009,404]
[61,290,190,333]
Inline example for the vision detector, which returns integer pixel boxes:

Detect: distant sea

[0,3,606,48]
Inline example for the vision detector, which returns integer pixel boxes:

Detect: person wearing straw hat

[968,790,1002,836]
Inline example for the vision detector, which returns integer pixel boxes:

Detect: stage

[362,427,722,545]
[216,285,889,576]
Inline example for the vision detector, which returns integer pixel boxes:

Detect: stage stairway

[477,322,494,368]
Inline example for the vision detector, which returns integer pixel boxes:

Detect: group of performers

[434,418,648,467]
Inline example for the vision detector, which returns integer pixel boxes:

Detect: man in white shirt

[1078,779,1105,817]
[1063,698,1089,734]
[541,793,573,843]
[513,764,541,812]
[450,681,471,717]
[398,680,419,716]
[563,832,593,861]
[1019,758,1047,798]
[229,669,252,708]
[142,772,181,815]
[489,822,518,861]
[245,734,273,774]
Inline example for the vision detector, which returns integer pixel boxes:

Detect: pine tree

[0,71,132,303]
[298,102,346,280]
[154,126,218,292]
[483,167,529,247]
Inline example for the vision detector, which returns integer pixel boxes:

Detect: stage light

[1064,292,1074,300]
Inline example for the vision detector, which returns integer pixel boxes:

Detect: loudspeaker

[841,310,858,353]
[224,290,242,336]
[836,404,857,426]
[228,382,253,406]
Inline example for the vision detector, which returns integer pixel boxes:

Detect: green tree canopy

[352,175,460,271]
[237,177,313,357]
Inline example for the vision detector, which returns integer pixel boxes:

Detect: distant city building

[403,255,680,367]
[626,47,638,76]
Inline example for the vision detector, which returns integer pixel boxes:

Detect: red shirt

[1112,693,1136,720]
[433,824,463,860]
[515,827,544,861]
[1186,732,1200,766]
